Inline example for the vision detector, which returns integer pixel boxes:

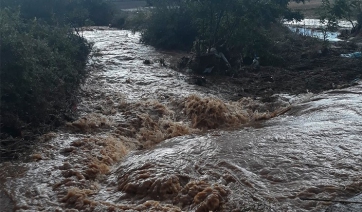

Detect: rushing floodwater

[0,28,361,212]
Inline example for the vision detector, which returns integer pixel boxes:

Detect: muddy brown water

[0,28,361,212]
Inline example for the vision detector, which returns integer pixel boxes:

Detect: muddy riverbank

[176,30,361,102]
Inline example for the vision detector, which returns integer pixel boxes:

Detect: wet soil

[177,41,361,102]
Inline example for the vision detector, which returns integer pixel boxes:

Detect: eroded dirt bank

[177,25,361,101]
[0,28,361,212]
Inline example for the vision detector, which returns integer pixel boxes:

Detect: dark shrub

[0,8,92,139]
[138,5,198,50]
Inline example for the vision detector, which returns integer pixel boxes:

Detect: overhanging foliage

[0,8,93,140]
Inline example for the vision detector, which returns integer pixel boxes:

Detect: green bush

[139,5,198,50]
[137,0,305,62]
[0,8,92,139]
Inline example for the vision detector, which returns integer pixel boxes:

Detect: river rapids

[1,28,361,212]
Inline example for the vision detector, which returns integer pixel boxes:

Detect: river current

[0,28,361,212]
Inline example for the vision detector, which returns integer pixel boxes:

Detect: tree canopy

[138,0,306,58]
[319,0,361,32]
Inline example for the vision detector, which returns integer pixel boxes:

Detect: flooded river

[1,29,361,212]
[285,19,357,42]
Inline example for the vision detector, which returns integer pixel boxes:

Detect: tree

[140,0,305,59]
[138,0,198,50]
[185,0,303,51]
[320,0,362,32]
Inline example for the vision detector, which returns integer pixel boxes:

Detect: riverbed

[0,28,361,212]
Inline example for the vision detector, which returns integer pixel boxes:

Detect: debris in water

[67,114,112,132]
[340,52,361,58]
